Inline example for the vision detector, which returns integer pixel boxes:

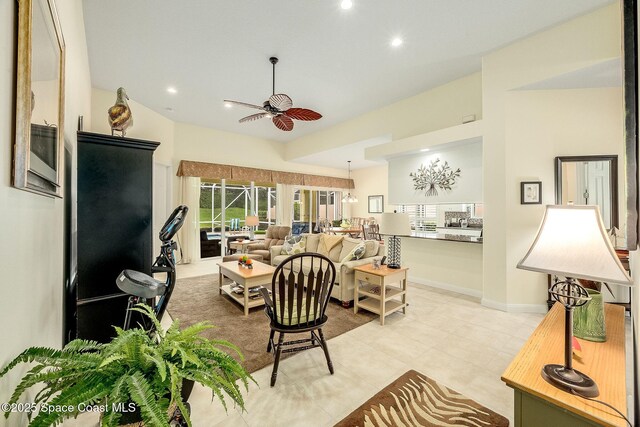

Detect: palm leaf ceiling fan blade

[223,100,266,111]
[268,93,293,111]
[284,108,322,121]
[273,115,294,131]
[239,112,268,123]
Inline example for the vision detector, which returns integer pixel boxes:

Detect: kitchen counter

[408,231,483,244]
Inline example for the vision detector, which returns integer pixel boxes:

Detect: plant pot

[573,289,606,342]
[111,379,194,426]
[118,405,143,426]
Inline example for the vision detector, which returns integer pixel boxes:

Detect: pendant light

[342,161,358,203]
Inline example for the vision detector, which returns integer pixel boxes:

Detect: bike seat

[117,269,167,299]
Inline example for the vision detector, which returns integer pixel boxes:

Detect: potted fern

[0,304,254,426]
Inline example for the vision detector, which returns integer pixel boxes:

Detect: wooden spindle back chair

[260,253,337,386]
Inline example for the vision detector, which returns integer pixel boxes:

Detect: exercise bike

[117,205,188,330]
[116,205,192,426]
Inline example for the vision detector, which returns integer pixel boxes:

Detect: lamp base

[387,263,400,269]
[541,364,599,398]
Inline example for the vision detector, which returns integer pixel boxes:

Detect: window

[293,189,343,228]
[200,181,276,232]
[396,204,437,231]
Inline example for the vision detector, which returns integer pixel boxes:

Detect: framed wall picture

[521,181,542,205]
[13,0,65,197]
[368,195,384,213]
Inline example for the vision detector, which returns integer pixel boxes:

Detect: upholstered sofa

[247,225,291,263]
[270,234,384,307]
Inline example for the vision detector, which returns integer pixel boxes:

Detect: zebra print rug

[334,370,509,427]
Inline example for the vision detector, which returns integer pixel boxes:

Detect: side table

[353,264,408,325]
[229,240,254,254]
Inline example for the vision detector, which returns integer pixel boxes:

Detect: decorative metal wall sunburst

[410,159,461,196]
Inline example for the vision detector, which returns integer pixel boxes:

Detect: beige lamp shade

[379,212,411,236]
[517,205,632,285]
[245,216,259,227]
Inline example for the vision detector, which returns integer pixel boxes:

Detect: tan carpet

[335,370,509,427]
[167,273,375,373]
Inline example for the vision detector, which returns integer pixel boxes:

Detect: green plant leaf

[126,372,170,427]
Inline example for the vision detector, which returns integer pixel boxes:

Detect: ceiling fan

[224,57,322,132]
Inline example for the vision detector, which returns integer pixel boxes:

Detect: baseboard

[408,276,483,299]
[408,276,549,313]
[481,297,548,314]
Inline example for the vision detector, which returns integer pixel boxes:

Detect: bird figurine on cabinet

[108,87,133,136]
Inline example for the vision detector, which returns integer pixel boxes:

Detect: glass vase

[573,289,606,342]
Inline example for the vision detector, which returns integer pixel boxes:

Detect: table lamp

[245,215,259,240]
[517,205,632,398]
[380,212,411,269]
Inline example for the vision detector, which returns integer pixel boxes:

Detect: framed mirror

[555,155,618,230]
[13,0,65,198]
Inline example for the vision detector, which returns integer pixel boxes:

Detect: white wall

[173,122,346,178]
[403,238,483,296]
[350,164,390,222]
[388,141,483,205]
[287,72,483,161]
[0,1,92,425]
[482,2,623,309]
[502,88,624,307]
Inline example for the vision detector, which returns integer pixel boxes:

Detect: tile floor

[63,257,635,426]
[177,258,544,426]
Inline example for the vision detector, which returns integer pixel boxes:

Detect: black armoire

[75,131,159,342]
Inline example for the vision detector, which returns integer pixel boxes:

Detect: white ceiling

[83,0,614,143]
[294,136,391,170]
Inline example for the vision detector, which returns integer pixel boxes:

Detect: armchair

[247,225,291,263]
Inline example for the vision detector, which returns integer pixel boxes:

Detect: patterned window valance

[176,161,232,180]
[176,160,353,189]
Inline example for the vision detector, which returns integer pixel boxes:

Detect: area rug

[167,273,375,373]
[335,370,509,427]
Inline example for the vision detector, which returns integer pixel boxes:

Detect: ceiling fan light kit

[224,57,322,131]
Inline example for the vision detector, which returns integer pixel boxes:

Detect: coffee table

[218,261,275,316]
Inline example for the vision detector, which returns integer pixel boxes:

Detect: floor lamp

[380,212,411,269]
[517,205,632,398]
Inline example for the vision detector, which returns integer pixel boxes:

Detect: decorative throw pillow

[340,242,366,263]
[281,235,306,255]
[363,240,379,258]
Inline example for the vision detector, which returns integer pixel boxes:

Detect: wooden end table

[228,240,255,254]
[218,261,275,316]
[353,264,408,325]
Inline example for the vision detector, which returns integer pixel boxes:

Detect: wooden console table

[502,303,627,426]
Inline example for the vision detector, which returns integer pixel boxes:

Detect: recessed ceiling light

[166,87,177,94]
[224,102,233,109]
[420,148,430,152]
[391,37,403,47]
[340,0,353,10]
